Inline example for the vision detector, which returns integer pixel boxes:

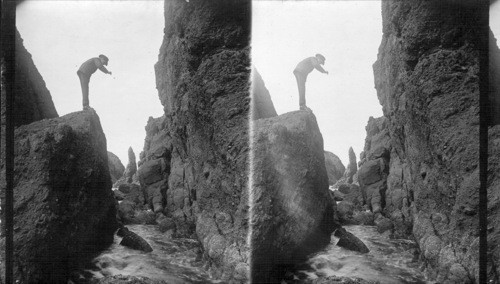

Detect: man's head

[315,53,326,65]
[99,54,109,66]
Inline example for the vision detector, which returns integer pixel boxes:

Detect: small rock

[119,228,153,252]
[375,215,393,234]
[157,216,176,233]
[332,190,344,201]
[334,227,370,253]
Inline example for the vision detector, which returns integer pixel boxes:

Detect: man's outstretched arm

[314,64,328,74]
[313,61,328,74]
[97,62,112,74]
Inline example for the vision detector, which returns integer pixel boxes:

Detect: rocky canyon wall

[150,0,251,281]
[371,1,493,282]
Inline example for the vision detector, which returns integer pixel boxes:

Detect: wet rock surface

[334,228,370,254]
[118,227,153,252]
[2,110,118,283]
[251,110,337,282]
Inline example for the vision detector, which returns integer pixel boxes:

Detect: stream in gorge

[76,224,429,283]
[75,225,220,283]
[294,225,430,284]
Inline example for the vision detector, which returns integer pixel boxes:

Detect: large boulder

[2,110,118,283]
[373,1,491,281]
[251,110,336,282]
[108,151,125,183]
[153,0,251,282]
[324,151,345,185]
[252,67,277,120]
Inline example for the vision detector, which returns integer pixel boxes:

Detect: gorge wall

[371,1,495,282]
[148,0,251,281]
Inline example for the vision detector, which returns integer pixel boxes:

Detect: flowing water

[76,224,427,283]
[79,224,220,283]
[296,225,430,284]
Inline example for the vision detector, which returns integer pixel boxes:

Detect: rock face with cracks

[2,110,118,283]
[152,0,251,281]
[251,110,336,282]
[373,1,492,282]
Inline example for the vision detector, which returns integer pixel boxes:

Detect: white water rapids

[295,225,430,283]
[75,224,429,283]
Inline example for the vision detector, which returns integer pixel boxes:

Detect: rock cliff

[5,110,118,283]
[123,147,137,183]
[107,151,125,184]
[324,151,345,185]
[252,68,277,120]
[251,110,336,282]
[151,0,251,281]
[489,30,500,125]
[2,29,58,127]
[372,1,489,282]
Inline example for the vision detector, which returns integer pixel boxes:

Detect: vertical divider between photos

[1,0,16,283]
[479,0,490,282]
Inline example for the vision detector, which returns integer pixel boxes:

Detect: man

[293,54,329,110]
[77,54,112,110]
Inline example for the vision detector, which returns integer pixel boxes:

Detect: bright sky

[16,0,165,165]
[252,1,383,165]
[492,2,500,39]
[14,0,500,168]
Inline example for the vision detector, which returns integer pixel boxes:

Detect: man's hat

[315,54,325,61]
[99,54,109,63]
